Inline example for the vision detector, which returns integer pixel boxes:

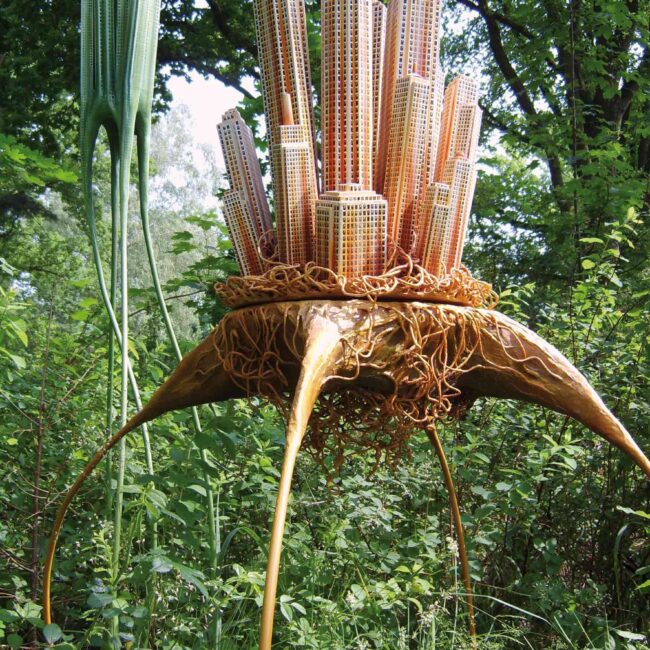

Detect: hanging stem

[136,132,220,646]
[43,409,153,625]
[31,292,55,614]
[425,425,477,644]
[259,318,340,650]
[104,155,120,520]
[136,133,217,563]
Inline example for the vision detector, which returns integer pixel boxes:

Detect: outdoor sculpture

[44,1,650,648]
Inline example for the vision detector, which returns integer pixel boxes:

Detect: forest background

[0,0,649,648]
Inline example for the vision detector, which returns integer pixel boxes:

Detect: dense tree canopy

[0,1,648,648]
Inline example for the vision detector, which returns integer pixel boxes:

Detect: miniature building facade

[435,75,479,181]
[217,0,483,280]
[218,109,274,274]
[383,74,430,250]
[322,0,374,192]
[375,0,443,193]
[372,0,387,162]
[315,185,387,277]
[253,0,319,186]
[424,66,446,188]
[442,157,477,270]
[222,190,265,276]
[273,123,318,265]
[417,182,451,275]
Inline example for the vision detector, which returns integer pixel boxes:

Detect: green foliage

[1,0,649,648]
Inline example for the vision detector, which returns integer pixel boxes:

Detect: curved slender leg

[259,317,341,650]
[426,425,477,645]
[43,410,150,624]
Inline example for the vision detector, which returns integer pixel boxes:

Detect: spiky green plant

[70,1,220,644]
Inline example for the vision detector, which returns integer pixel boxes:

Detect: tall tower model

[434,76,480,180]
[382,74,430,250]
[322,0,374,192]
[317,0,387,277]
[416,182,451,275]
[273,115,318,265]
[424,66,446,188]
[441,158,477,270]
[221,191,265,276]
[253,0,316,152]
[375,0,443,193]
[372,1,387,162]
[254,0,319,265]
[218,109,274,275]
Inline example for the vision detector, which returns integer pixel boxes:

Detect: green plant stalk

[83,153,160,634]
[80,4,161,631]
[84,159,154,472]
[113,119,134,609]
[137,132,220,647]
[136,135,218,565]
[104,156,119,521]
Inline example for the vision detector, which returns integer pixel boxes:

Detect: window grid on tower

[375,0,444,194]
[253,0,319,187]
[222,190,264,276]
[423,66,446,188]
[417,183,452,276]
[217,109,274,246]
[322,0,374,192]
[451,104,482,162]
[273,124,317,265]
[435,75,479,181]
[383,74,430,252]
[441,158,477,271]
[315,186,388,277]
[372,0,386,162]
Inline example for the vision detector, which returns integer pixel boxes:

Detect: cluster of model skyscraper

[217,0,482,279]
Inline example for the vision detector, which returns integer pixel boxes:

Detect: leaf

[7,353,26,369]
[151,556,174,573]
[581,259,596,270]
[0,609,20,623]
[617,506,650,520]
[87,592,113,608]
[471,485,491,499]
[7,633,23,649]
[612,629,646,641]
[43,623,63,644]
[187,484,207,497]
[177,564,208,599]
[609,273,623,288]
[279,598,293,622]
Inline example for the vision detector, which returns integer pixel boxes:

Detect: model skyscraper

[217,109,274,275]
[322,0,374,192]
[218,0,482,280]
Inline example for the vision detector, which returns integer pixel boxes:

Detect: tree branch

[158,50,256,100]
[206,0,258,59]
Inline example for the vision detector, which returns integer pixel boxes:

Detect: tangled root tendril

[215,251,497,311]
[209,300,498,473]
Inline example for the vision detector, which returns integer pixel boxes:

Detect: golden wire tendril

[205,301,512,473]
[215,248,498,310]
